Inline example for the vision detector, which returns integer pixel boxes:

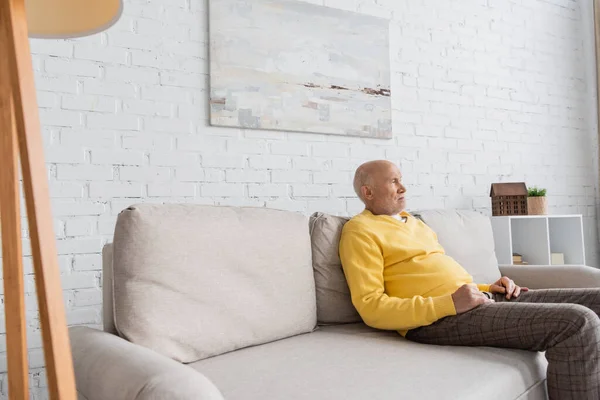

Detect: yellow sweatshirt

[339,209,491,336]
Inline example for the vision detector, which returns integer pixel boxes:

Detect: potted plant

[527,186,547,215]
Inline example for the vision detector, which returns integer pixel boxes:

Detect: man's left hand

[490,276,529,300]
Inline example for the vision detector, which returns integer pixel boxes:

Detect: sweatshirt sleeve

[477,284,491,292]
[339,228,457,331]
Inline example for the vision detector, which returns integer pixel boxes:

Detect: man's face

[364,164,406,215]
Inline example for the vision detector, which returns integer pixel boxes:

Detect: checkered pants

[405,288,600,400]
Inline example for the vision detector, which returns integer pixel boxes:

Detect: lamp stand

[0,0,76,398]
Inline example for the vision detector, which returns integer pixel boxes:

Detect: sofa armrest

[499,265,600,289]
[70,326,224,400]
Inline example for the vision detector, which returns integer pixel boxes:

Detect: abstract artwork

[208,0,392,138]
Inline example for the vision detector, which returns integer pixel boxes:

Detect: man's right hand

[451,284,493,314]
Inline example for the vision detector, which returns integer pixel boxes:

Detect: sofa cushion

[112,204,317,363]
[191,324,547,400]
[415,209,502,285]
[309,212,361,324]
[309,209,502,325]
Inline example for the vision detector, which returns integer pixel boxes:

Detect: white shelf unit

[491,215,585,266]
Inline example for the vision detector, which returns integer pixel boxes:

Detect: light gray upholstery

[309,212,360,324]
[500,265,600,289]
[70,326,224,400]
[90,205,589,400]
[112,204,316,363]
[192,323,548,400]
[416,209,502,284]
[102,244,116,335]
[307,209,503,327]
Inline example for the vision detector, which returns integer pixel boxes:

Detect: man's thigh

[405,301,596,351]
[494,288,600,315]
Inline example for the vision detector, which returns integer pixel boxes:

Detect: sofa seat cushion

[112,204,316,363]
[192,323,547,400]
[416,210,502,285]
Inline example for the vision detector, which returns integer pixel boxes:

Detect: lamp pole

[0,0,122,397]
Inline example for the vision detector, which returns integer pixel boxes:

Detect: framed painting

[209,0,392,138]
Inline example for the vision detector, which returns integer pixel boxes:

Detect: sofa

[69,204,600,400]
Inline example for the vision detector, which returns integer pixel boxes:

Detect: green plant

[528,186,547,197]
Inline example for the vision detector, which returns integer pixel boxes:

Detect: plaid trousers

[405,288,600,400]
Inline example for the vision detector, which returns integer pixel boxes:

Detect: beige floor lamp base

[0,0,77,398]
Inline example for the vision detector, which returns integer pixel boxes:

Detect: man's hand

[451,284,492,314]
[490,276,529,299]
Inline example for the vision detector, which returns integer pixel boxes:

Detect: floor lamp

[0,0,122,398]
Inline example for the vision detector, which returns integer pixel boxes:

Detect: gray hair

[353,166,372,203]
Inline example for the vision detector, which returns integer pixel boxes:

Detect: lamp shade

[26,0,123,39]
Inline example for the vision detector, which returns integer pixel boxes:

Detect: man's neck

[365,207,404,216]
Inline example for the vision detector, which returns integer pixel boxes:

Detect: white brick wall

[0,0,598,396]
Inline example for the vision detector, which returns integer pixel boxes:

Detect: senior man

[339,160,600,400]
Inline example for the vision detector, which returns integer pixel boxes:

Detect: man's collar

[362,209,409,222]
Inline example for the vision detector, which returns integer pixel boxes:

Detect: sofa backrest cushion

[411,209,502,285]
[112,204,317,363]
[309,213,361,324]
[309,209,501,325]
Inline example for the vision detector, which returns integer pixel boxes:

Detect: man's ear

[361,185,373,200]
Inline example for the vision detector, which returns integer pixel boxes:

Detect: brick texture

[0,0,598,391]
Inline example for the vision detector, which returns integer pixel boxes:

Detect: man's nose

[398,184,406,193]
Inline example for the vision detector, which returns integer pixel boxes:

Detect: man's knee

[563,305,600,338]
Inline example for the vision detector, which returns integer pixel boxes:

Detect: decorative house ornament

[490,182,528,216]
[208,0,392,138]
